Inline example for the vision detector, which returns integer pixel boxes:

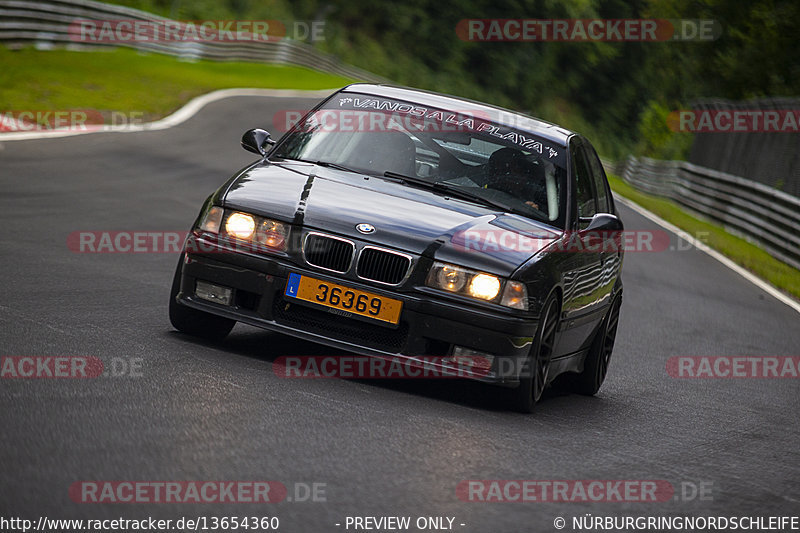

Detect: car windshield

[273,93,568,228]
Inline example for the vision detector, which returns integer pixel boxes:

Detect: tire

[506,295,560,413]
[169,255,235,341]
[572,292,622,396]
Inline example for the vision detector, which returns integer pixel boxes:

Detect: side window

[571,142,596,224]
[584,143,611,213]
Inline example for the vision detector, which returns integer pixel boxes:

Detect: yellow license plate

[284,273,403,325]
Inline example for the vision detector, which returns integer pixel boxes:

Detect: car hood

[222,161,561,276]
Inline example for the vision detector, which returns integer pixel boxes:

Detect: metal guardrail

[611,156,800,271]
[688,98,800,198]
[0,0,386,82]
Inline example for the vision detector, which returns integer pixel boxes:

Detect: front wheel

[506,295,560,413]
[572,292,622,396]
[169,255,235,341]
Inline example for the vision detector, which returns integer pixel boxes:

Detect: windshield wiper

[383,171,521,214]
[312,160,362,174]
[279,158,362,175]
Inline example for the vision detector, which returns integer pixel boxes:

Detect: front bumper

[175,234,538,386]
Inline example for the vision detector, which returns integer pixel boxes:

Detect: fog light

[448,346,494,372]
[195,280,232,306]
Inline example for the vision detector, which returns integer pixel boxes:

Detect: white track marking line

[0,87,336,141]
[615,194,800,315]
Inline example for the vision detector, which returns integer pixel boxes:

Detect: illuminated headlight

[426,262,522,308]
[197,208,290,253]
[225,212,256,240]
[469,273,501,300]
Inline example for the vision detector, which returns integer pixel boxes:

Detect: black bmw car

[169,83,624,412]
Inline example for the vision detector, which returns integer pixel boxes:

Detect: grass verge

[0,47,354,120]
[608,174,800,301]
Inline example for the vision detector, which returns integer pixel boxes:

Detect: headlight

[426,262,522,308]
[196,207,290,254]
[436,264,467,292]
[469,273,501,300]
[225,212,256,240]
[255,219,288,251]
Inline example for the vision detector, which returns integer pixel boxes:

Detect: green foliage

[0,47,352,117]
[635,101,693,159]
[319,0,798,160]
[38,0,800,159]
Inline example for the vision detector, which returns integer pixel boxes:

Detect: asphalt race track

[1,95,799,531]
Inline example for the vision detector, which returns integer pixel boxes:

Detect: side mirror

[241,128,276,156]
[581,213,623,233]
[576,214,624,251]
